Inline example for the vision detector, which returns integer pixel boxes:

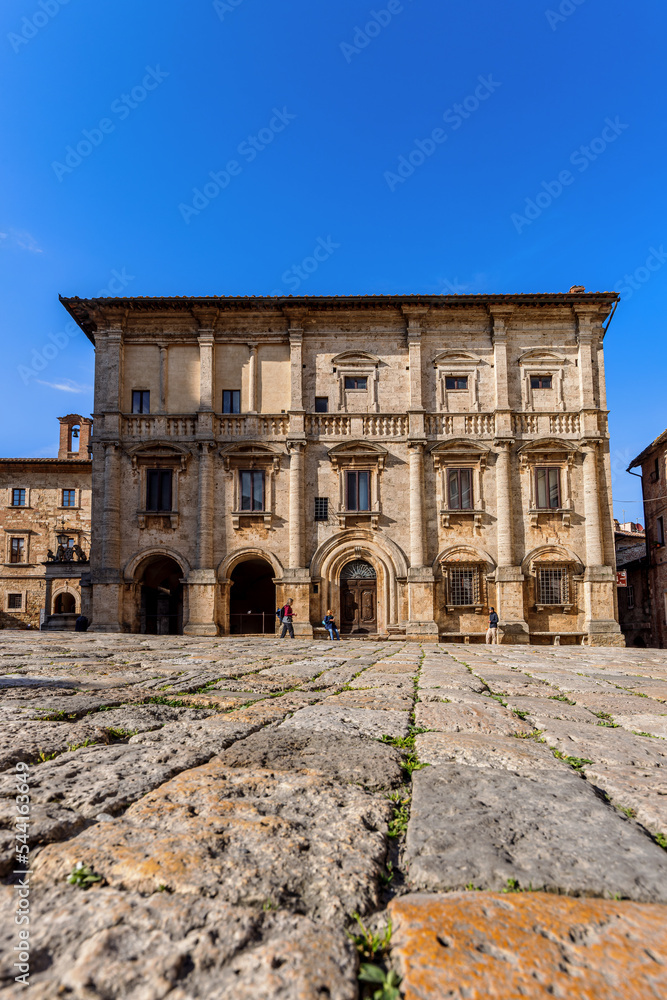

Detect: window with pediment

[220,442,283,528]
[431,440,489,529]
[518,439,577,527]
[433,351,486,413]
[523,547,582,612]
[328,440,387,528]
[129,443,190,529]
[518,349,568,412]
[331,352,381,413]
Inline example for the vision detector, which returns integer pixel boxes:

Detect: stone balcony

[118,411,596,443]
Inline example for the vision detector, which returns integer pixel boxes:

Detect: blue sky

[1,0,664,521]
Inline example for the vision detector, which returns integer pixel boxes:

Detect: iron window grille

[344,376,367,390]
[448,565,480,606]
[7,594,22,610]
[222,390,241,413]
[530,375,552,389]
[535,467,561,509]
[11,489,26,507]
[314,497,329,521]
[627,584,635,610]
[447,468,473,509]
[146,470,173,512]
[537,566,569,605]
[346,470,371,511]
[240,470,265,511]
[62,489,76,507]
[445,376,468,390]
[315,397,329,413]
[10,538,25,564]
[132,390,150,414]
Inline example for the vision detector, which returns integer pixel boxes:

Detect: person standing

[323,609,340,641]
[486,607,499,644]
[280,599,295,638]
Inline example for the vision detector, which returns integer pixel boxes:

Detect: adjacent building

[629,430,667,647]
[0,415,92,629]
[60,291,624,644]
[614,520,651,647]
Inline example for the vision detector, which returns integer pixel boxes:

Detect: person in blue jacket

[486,607,499,644]
[323,609,340,641]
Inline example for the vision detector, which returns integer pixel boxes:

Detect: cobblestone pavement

[1,635,667,998]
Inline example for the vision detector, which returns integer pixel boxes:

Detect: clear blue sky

[1,0,664,521]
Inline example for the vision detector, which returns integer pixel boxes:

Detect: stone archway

[340,560,377,634]
[54,592,76,614]
[136,555,184,635]
[229,557,276,635]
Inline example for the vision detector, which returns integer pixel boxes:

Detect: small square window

[315,397,329,413]
[445,376,468,390]
[132,390,150,414]
[62,489,77,508]
[11,489,26,507]
[314,497,329,521]
[7,593,22,610]
[531,375,552,389]
[222,390,241,413]
[10,538,25,564]
[344,376,367,390]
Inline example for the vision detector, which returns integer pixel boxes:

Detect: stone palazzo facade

[60,292,623,644]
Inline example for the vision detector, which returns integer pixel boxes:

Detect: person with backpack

[322,609,339,640]
[279,599,295,638]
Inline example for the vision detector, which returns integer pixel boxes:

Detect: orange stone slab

[389,891,667,1000]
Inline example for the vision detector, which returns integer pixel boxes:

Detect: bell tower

[58,414,93,460]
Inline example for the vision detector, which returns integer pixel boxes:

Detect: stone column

[248,344,258,412]
[184,442,218,636]
[90,442,123,632]
[284,439,312,636]
[408,441,426,568]
[494,440,528,642]
[158,344,168,413]
[405,440,438,639]
[289,328,304,412]
[198,332,214,412]
[490,307,512,438]
[580,441,623,644]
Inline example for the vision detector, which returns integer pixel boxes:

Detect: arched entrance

[138,556,184,634]
[340,560,377,634]
[229,558,276,634]
[54,592,76,614]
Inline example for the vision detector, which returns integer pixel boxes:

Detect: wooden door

[341,579,377,634]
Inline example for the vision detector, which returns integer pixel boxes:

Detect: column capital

[286,438,307,453]
[493,437,515,449]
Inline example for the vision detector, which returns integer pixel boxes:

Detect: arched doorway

[340,560,377,634]
[229,558,276,634]
[138,556,184,634]
[54,592,76,614]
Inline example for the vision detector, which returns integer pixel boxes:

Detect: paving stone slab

[539,720,667,767]
[572,692,665,715]
[220,727,404,789]
[584,763,667,839]
[0,886,358,1000]
[405,764,667,900]
[33,761,391,922]
[504,695,598,724]
[389,892,667,1000]
[614,714,667,739]
[0,720,111,772]
[324,689,413,711]
[279,704,410,739]
[414,700,531,736]
[415,732,562,772]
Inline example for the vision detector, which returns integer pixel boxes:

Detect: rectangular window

[531,375,552,389]
[445,376,468,390]
[11,489,26,507]
[447,468,473,510]
[344,376,367,390]
[658,516,665,547]
[7,593,22,610]
[10,538,25,564]
[146,470,173,512]
[346,470,371,511]
[132,390,150,414]
[62,489,77,508]
[240,470,264,511]
[222,390,241,413]
[449,566,479,606]
[315,397,329,413]
[535,467,561,509]
[314,497,329,521]
[537,567,569,605]
[627,584,635,610]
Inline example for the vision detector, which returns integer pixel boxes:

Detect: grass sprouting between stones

[67,862,104,889]
[347,913,401,1000]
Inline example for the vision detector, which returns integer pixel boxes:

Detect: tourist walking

[279,600,295,638]
[485,607,499,644]
[323,609,340,640]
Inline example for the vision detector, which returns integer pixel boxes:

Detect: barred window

[537,566,569,605]
[7,593,22,610]
[314,497,329,521]
[448,565,480,606]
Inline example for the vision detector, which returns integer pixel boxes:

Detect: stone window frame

[438,546,496,615]
[7,487,30,509]
[518,439,578,527]
[328,440,387,529]
[517,349,568,412]
[58,488,81,510]
[433,350,485,413]
[129,443,190,530]
[523,546,583,614]
[5,531,31,566]
[431,440,489,530]
[331,351,381,413]
[5,590,26,612]
[220,442,283,529]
